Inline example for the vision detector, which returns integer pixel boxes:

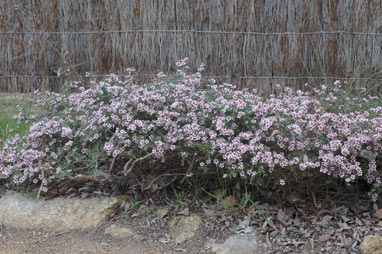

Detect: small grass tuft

[0,93,35,146]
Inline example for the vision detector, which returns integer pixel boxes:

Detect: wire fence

[3,29,382,92]
[2,74,382,81]
[1,29,382,36]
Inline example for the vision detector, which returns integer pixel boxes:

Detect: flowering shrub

[1,58,382,200]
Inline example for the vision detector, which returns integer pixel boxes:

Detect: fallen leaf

[158,237,170,244]
[355,217,363,226]
[277,209,291,226]
[304,229,313,238]
[238,216,251,229]
[137,204,148,216]
[373,209,382,219]
[222,195,237,208]
[243,227,253,233]
[177,207,189,216]
[301,215,317,224]
[202,208,216,217]
[337,221,350,231]
[262,216,276,231]
[287,192,305,205]
[213,189,222,198]
[244,205,256,215]
[257,203,277,211]
[279,226,286,239]
[318,233,331,242]
[317,215,332,228]
[156,207,169,219]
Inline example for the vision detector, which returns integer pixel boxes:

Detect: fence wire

[3,29,382,85]
[1,29,382,36]
[1,74,382,81]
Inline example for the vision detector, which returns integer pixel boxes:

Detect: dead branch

[108,155,117,174]
[122,152,154,176]
[180,153,197,184]
[143,171,217,191]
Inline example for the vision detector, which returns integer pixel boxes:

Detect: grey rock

[208,233,258,254]
[0,191,124,232]
[169,214,201,243]
[360,235,382,254]
[105,224,134,238]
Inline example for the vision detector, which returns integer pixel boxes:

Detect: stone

[105,224,134,238]
[0,191,125,232]
[360,235,382,254]
[169,214,201,243]
[207,233,258,254]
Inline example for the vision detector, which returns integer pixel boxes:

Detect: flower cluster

[1,59,382,201]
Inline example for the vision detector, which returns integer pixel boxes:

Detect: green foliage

[0,94,32,147]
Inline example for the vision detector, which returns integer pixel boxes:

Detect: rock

[105,224,134,238]
[169,214,201,243]
[360,235,382,254]
[207,233,258,254]
[0,191,124,232]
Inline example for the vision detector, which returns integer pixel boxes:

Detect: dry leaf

[156,207,169,219]
[177,207,190,216]
[373,209,382,219]
[244,205,256,215]
[301,215,317,224]
[304,229,313,238]
[317,215,332,228]
[202,208,216,217]
[355,217,363,226]
[257,203,277,211]
[337,221,350,231]
[277,209,291,226]
[158,237,170,244]
[222,195,237,208]
[137,204,148,216]
[318,233,331,242]
[287,192,305,205]
[213,189,222,198]
[239,216,251,229]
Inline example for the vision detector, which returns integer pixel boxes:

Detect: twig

[311,191,318,209]
[122,153,154,176]
[108,155,117,174]
[180,153,197,184]
[143,171,218,191]
[37,170,44,200]
[143,173,186,191]
[46,176,109,197]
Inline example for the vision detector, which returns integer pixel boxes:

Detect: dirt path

[0,226,126,254]
[0,213,215,254]
[0,224,194,254]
